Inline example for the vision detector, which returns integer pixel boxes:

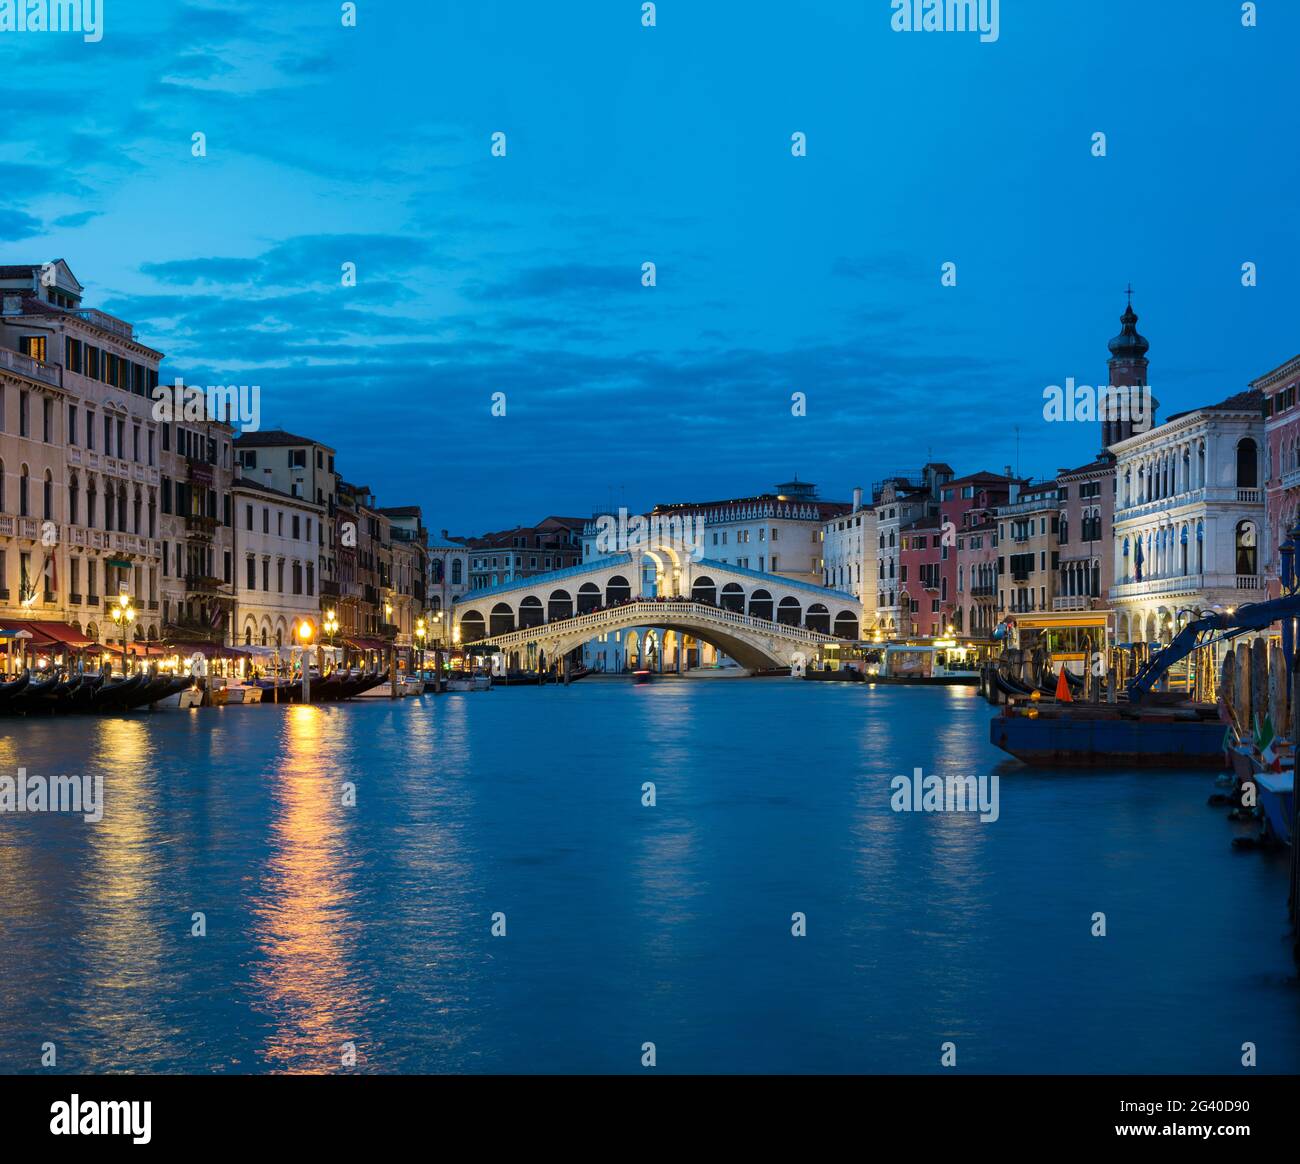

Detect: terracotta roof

[234,428,330,449]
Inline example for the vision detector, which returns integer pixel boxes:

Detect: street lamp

[110,593,136,675]
[295,618,314,701]
[323,608,339,644]
[415,616,427,677]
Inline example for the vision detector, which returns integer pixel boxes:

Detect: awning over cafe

[0,619,97,649]
[343,637,391,652]
[170,641,250,660]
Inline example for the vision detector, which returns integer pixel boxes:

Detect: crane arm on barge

[1126,593,1300,704]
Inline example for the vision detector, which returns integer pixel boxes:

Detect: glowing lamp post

[110,594,136,675]
[296,618,314,701]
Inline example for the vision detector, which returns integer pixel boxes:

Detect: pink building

[1255,353,1300,596]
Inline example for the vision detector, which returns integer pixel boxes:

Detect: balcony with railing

[1110,573,1266,600]
[1052,595,1093,611]
[71,308,134,341]
[184,574,231,597]
[0,345,63,387]
[185,514,220,537]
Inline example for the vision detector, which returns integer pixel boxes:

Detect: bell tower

[1102,287,1157,453]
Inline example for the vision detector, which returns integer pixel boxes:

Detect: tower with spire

[1102,287,1157,453]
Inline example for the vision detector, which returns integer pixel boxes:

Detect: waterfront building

[1,261,164,650]
[820,487,876,628]
[644,478,849,587]
[159,413,236,646]
[1054,458,1113,612]
[1255,353,1300,596]
[333,480,392,644]
[872,464,952,637]
[1109,389,1265,644]
[931,470,1018,639]
[996,480,1060,617]
[231,472,326,649]
[378,505,429,655]
[234,429,339,609]
[953,509,1000,640]
[427,530,471,638]
[899,512,944,638]
[470,516,584,590]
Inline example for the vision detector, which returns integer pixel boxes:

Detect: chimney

[852,486,863,512]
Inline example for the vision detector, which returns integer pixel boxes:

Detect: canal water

[1,680,1297,1074]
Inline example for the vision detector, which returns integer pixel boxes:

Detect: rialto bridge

[450,552,863,671]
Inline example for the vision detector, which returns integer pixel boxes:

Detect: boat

[991,701,1230,767]
[0,672,32,705]
[633,669,652,685]
[803,667,863,682]
[92,673,147,713]
[224,679,264,704]
[1255,766,1295,846]
[869,644,981,686]
[446,673,492,692]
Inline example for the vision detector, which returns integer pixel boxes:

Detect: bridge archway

[777,596,802,626]
[519,595,544,628]
[748,588,773,620]
[461,610,486,641]
[691,575,717,604]
[490,603,515,635]
[806,603,830,633]
[548,589,572,620]
[578,582,601,614]
[834,611,859,639]
[606,574,632,605]
[721,582,744,612]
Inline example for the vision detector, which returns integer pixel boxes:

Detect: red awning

[22,620,98,649]
[169,641,249,660]
[0,619,65,647]
[343,637,391,652]
[103,642,167,658]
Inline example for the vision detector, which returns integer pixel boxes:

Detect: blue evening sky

[2,1,1296,533]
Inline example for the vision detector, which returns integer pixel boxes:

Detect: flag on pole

[1254,712,1278,770]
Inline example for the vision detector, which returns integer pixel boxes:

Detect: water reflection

[250,706,367,1072]
[73,718,181,1069]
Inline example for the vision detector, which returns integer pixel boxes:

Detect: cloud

[0,210,44,241]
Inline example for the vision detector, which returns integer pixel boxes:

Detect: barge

[990,703,1228,767]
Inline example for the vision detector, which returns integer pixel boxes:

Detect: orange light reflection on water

[251,705,366,1073]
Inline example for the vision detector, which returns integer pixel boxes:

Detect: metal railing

[466,599,843,651]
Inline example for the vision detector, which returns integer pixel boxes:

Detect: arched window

[19,464,30,516]
[1236,438,1258,488]
[1236,520,1257,576]
[68,473,79,525]
[43,470,53,520]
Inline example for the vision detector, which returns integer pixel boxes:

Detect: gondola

[993,669,1036,699]
[93,673,146,712]
[70,673,104,712]
[9,673,63,715]
[0,672,32,706]
[310,672,345,702]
